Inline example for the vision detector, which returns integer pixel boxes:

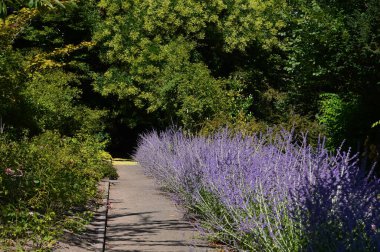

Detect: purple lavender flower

[134,128,380,251]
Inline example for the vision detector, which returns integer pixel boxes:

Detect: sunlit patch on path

[112,159,138,166]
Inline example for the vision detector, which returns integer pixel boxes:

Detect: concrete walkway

[105,161,213,252]
[56,161,214,251]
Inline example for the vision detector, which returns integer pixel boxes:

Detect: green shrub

[0,131,117,250]
[317,93,361,149]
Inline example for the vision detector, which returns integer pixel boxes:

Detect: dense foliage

[2,0,379,156]
[94,0,379,163]
[1,0,379,250]
[135,129,380,251]
[0,132,116,250]
[0,1,117,250]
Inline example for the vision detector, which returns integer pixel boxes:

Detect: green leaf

[372,120,380,128]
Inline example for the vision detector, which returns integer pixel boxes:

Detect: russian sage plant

[134,129,380,251]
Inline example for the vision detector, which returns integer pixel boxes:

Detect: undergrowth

[0,131,117,251]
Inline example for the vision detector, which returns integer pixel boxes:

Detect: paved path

[105,161,213,252]
[56,161,214,251]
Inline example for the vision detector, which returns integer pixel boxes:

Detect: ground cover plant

[134,129,380,251]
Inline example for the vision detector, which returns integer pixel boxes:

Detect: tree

[0,0,66,17]
[284,0,380,150]
[93,0,289,131]
[0,0,106,137]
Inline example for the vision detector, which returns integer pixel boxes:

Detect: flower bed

[134,129,379,251]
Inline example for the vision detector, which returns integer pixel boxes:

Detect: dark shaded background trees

[1,0,379,161]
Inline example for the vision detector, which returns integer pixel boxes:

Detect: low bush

[134,129,380,251]
[0,131,117,250]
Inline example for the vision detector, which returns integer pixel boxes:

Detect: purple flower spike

[134,128,380,251]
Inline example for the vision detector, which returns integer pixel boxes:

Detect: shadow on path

[54,182,109,252]
[106,162,214,252]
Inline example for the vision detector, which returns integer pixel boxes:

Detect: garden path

[56,160,214,252]
[105,160,213,252]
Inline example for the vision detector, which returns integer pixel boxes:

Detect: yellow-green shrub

[0,131,117,250]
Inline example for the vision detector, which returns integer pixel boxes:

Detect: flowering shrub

[134,129,380,251]
[0,131,117,250]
